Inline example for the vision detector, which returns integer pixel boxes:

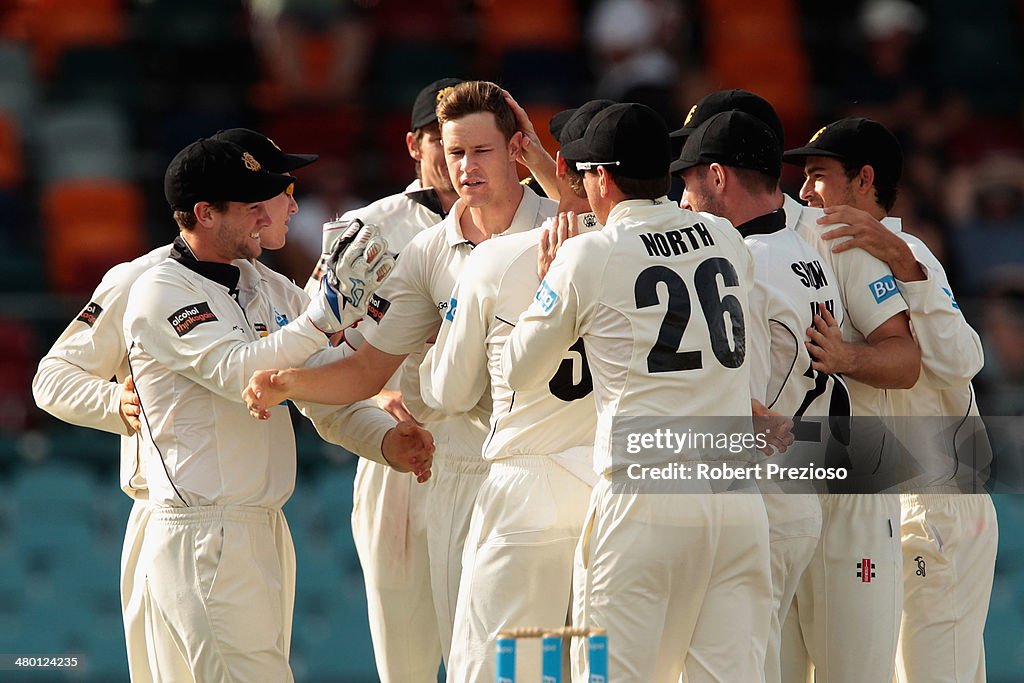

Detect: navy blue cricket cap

[411,77,465,130]
[212,128,318,173]
[783,117,903,187]
[670,89,784,146]
[164,138,294,211]
[561,102,670,179]
[671,110,782,177]
[548,99,617,151]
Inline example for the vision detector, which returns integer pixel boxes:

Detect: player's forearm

[32,358,132,436]
[297,399,393,465]
[843,336,921,389]
[527,157,560,202]
[284,345,399,404]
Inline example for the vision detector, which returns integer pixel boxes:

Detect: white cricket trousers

[762,494,821,683]
[351,458,441,682]
[895,493,997,683]
[781,493,902,683]
[574,479,772,683]
[123,498,153,682]
[447,455,593,683]
[140,505,296,683]
[426,447,490,664]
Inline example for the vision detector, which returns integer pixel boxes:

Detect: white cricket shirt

[361,186,556,457]
[420,215,600,480]
[502,198,755,474]
[33,245,171,498]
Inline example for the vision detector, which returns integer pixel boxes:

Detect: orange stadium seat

[41,180,144,293]
[476,0,577,60]
[19,0,125,79]
[700,0,811,143]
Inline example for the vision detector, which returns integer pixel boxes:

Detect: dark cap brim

[782,146,847,165]
[668,155,700,174]
[559,136,593,165]
[668,125,695,140]
[279,153,319,172]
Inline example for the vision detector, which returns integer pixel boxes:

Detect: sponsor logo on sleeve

[868,274,898,304]
[168,302,218,337]
[536,280,559,314]
[75,301,103,327]
[445,297,457,322]
[942,287,961,310]
[366,293,390,323]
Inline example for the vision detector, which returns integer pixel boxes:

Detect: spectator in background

[248,0,372,104]
[946,154,1024,297]
[584,0,684,124]
[840,0,929,129]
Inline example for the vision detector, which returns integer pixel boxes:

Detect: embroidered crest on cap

[684,104,697,126]
[436,86,456,103]
[242,152,261,172]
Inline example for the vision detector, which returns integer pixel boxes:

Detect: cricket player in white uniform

[774,121,923,683]
[673,110,851,683]
[787,117,997,683]
[419,100,611,683]
[244,81,557,662]
[297,77,462,683]
[123,137,411,682]
[502,103,771,683]
[32,128,325,682]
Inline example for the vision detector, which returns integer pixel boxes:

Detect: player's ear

[857,165,875,196]
[406,132,421,162]
[194,201,216,227]
[555,151,568,179]
[508,130,524,160]
[709,163,727,191]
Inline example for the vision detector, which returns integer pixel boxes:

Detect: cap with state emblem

[783,117,903,188]
[164,138,294,211]
[410,77,465,131]
[212,128,318,172]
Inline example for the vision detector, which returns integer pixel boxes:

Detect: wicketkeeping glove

[305,221,396,334]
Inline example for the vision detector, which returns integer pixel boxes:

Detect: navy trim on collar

[736,209,787,238]
[406,186,447,218]
[170,235,241,296]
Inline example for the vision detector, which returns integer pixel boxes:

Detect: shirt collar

[170,234,241,296]
[606,196,673,225]
[404,180,448,219]
[881,215,903,234]
[735,209,787,238]
[443,185,543,247]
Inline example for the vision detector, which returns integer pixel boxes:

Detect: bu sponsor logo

[168,302,217,336]
[914,555,926,577]
[75,301,103,327]
[856,558,876,583]
[274,309,289,327]
[868,274,898,303]
[445,297,457,322]
[536,279,559,313]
